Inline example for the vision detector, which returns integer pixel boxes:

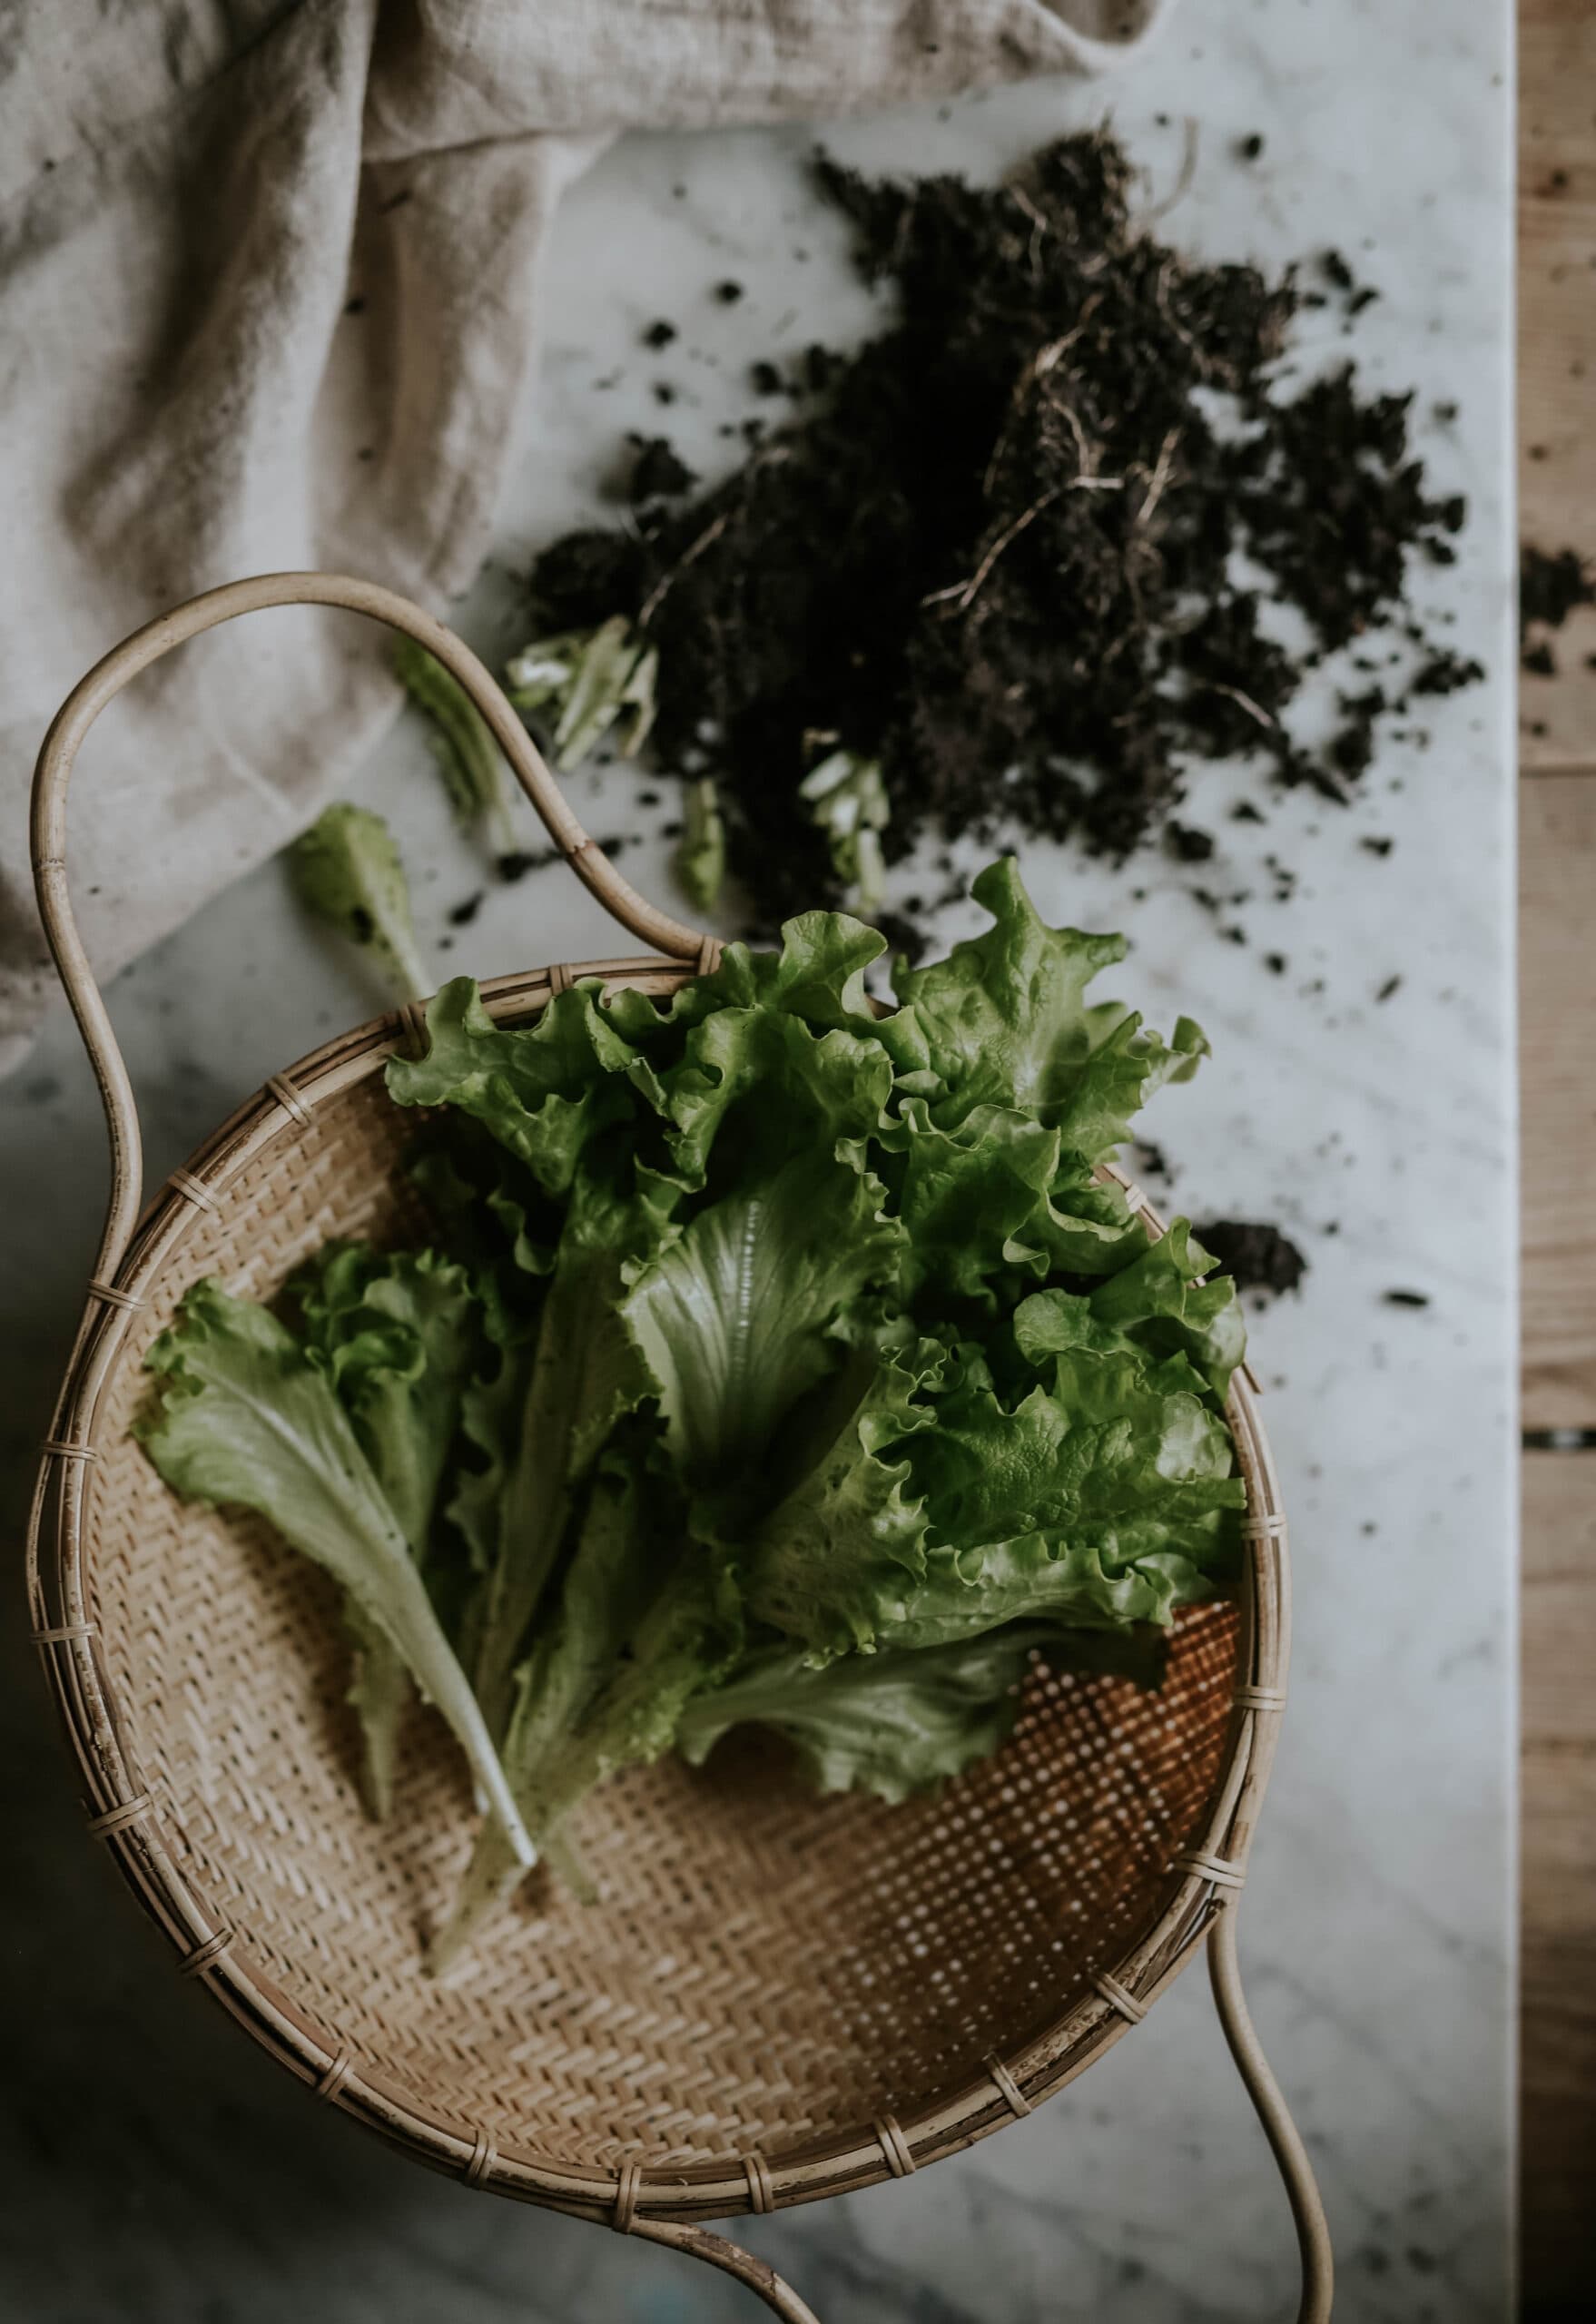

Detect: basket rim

[26,958,1290,2230]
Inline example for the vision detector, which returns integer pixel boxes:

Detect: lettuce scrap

[288,802,430,1004]
[393,637,520,862]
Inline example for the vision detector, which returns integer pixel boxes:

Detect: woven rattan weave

[26,575,1331,2320]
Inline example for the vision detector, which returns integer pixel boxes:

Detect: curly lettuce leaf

[665,911,930,1078]
[295,1243,486,1817]
[886,1096,1061,1301]
[677,1624,1044,1801]
[911,1346,1240,1552]
[620,1148,902,1507]
[892,855,1206,1154]
[1016,1222,1246,1403]
[388,977,651,1196]
[997,1166,1151,1284]
[466,1170,660,1742]
[743,1344,937,1659]
[655,1005,898,1195]
[409,1128,560,1364]
[137,1280,532,1866]
[297,1244,484,1552]
[746,1328,1241,1664]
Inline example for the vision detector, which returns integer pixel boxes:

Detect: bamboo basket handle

[1210,1903,1334,2319]
[629,2221,821,2322]
[29,571,711,1290]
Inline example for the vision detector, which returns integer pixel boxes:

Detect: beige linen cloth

[0,0,1167,1076]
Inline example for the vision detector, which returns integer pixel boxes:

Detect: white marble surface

[0,1,1515,2317]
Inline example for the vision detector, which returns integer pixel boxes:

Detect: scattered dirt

[527,131,1476,942]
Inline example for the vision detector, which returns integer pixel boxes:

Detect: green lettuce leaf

[912,1343,1239,1550]
[137,1280,532,1866]
[521,1554,739,1835]
[677,1623,1046,1802]
[743,1344,937,1659]
[892,855,1206,1156]
[655,1005,898,1195]
[409,1126,557,1350]
[676,1618,1171,1804]
[341,1635,411,1825]
[427,1436,681,1969]
[295,1243,486,1816]
[746,1327,1241,1663]
[620,1147,902,1514]
[297,1244,484,1551]
[466,1168,659,1742]
[1016,1222,1246,1403]
[432,1553,737,1974]
[448,1334,527,1570]
[388,977,652,1197]
[887,1096,1062,1301]
[663,911,930,1078]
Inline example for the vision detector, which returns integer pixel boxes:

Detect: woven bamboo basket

[27,575,1332,2321]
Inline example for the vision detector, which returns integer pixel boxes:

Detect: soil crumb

[1194,1218,1309,1297]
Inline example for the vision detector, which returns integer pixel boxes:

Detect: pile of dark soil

[527,130,1475,937]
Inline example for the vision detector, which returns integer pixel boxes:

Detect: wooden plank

[1519,15,1596,2311]
[1520,772,1596,1427]
[1521,1449,1596,2315]
[1519,0,1596,770]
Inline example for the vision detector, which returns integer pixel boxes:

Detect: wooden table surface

[1519,5,1596,2314]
